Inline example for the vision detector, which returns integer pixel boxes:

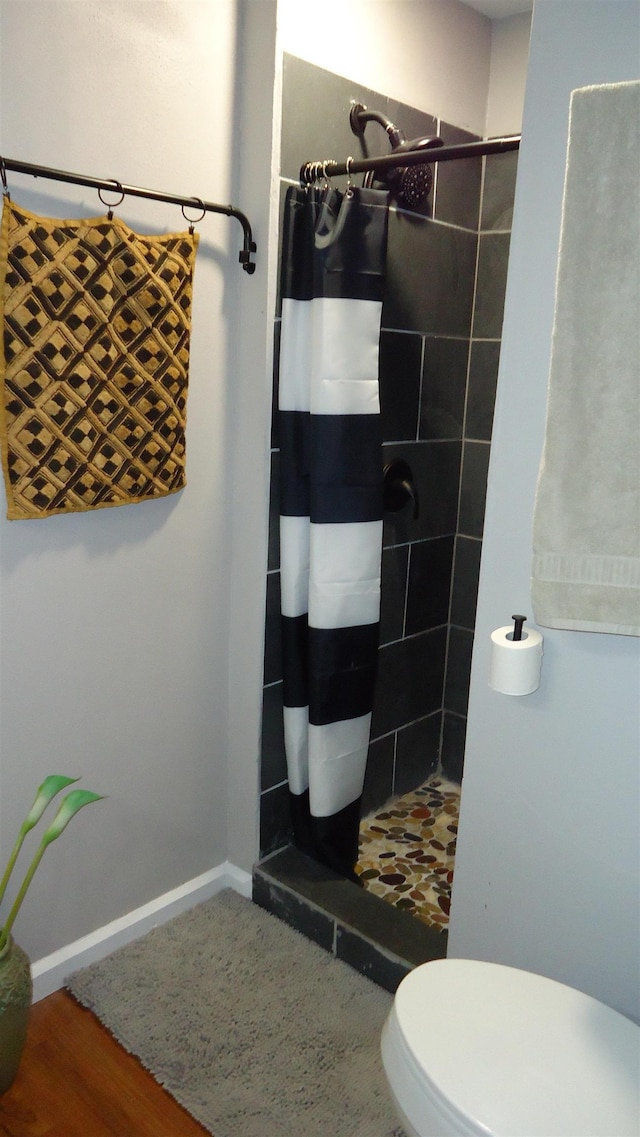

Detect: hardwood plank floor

[0,991,210,1136]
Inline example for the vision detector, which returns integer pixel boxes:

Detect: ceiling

[463,0,533,17]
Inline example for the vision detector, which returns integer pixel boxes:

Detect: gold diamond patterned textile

[0,198,198,519]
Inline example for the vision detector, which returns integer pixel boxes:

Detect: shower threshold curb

[253,844,447,993]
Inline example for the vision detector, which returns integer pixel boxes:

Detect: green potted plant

[0,775,102,1094]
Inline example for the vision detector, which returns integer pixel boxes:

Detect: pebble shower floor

[356,775,461,931]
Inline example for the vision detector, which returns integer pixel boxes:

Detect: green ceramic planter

[0,935,32,1095]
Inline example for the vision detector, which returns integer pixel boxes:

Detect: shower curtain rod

[0,155,257,273]
[299,134,520,185]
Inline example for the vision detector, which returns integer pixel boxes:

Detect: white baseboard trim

[31,860,252,1003]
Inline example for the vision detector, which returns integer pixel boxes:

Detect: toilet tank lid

[393,958,640,1137]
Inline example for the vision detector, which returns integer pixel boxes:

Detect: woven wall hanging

[0,198,198,519]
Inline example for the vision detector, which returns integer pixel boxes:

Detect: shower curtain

[279,183,389,878]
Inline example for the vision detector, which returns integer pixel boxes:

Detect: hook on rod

[97,179,125,220]
[0,156,9,199]
[182,196,206,234]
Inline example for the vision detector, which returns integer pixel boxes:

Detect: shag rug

[66,889,404,1137]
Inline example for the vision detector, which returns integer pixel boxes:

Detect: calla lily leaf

[0,775,81,909]
[21,775,81,834]
[42,789,104,845]
[0,784,103,952]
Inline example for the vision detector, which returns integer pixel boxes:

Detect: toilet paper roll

[489,625,544,695]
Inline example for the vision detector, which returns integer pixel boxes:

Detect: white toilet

[381,958,640,1137]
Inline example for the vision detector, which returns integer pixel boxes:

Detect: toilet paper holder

[510,614,526,640]
[489,614,544,695]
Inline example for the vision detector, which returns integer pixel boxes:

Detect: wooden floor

[0,990,210,1136]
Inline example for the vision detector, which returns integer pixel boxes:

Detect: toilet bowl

[381,958,640,1137]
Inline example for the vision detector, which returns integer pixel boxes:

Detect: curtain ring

[322,160,337,191]
[0,156,9,200]
[98,180,125,219]
[345,156,355,198]
[181,197,206,234]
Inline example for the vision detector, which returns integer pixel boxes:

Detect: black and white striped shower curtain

[278,184,389,878]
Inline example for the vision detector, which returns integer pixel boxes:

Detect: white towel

[531,81,640,636]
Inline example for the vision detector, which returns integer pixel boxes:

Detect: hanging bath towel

[0,198,198,519]
[531,81,640,636]
[279,184,389,878]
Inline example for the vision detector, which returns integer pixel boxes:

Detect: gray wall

[0,0,244,962]
[448,0,640,1025]
[0,1,277,971]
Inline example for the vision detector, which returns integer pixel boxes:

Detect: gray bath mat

[66,888,404,1137]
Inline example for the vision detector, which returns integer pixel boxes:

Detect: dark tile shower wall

[441,147,516,782]
[260,55,516,857]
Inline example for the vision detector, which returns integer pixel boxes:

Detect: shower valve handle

[383,460,420,520]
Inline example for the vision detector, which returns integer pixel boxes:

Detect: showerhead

[392,164,433,209]
[378,135,442,209]
[349,103,443,209]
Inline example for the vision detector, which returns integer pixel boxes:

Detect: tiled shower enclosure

[258,57,516,977]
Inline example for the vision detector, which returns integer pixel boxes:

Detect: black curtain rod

[299,134,520,185]
[0,156,257,273]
